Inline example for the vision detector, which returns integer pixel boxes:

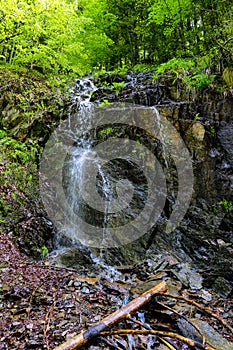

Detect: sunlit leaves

[0,0,112,73]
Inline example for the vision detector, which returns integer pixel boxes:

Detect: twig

[128,316,179,350]
[26,285,40,318]
[162,293,233,334]
[156,300,205,345]
[100,336,123,350]
[100,330,216,350]
[158,336,178,350]
[44,290,57,350]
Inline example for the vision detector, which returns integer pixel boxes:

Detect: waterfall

[40,74,193,270]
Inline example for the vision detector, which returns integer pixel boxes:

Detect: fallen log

[53,280,166,350]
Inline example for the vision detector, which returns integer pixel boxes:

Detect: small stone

[2,284,10,292]
[200,290,212,302]
[191,319,233,350]
[26,323,34,330]
[81,286,90,294]
[217,239,225,246]
[73,281,81,287]
[26,340,42,348]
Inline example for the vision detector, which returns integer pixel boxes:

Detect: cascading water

[64,78,125,249]
[45,77,148,275]
[40,74,193,277]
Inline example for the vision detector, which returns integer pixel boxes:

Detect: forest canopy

[0,0,232,74]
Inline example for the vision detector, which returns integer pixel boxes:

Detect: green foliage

[209,126,216,136]
[133,64,154,72]
[152,58,195,82]
[152,57,216,89]
[0,0,232,73]
[0,134,39,164]
[0,0,112,74]
[0,157,37,227]
[155,58,195,75]
[211,205,218,214]
[41,245,49,259]
[110,81,125,94]
[99,99,111,107]
[184,74,215,90]
[99,127,113,135]
[220,199,233,213]
[0,130,39,228]
[0,129,7,138]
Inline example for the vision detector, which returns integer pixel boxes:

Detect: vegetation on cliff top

[0,0,232,75]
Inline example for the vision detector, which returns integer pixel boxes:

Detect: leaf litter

[0,232,233,350]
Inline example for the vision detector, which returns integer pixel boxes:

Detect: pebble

[73,281,81,287]
[81,286,90,293]
[200,289,212,302]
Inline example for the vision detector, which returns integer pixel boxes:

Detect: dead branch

[163,293,233,334]
[100,330,216,350]
[128,316,179,350]
[157,336,178,350]
[53,281,166,350]
[156,300,205,344]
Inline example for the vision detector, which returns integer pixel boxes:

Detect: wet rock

[191,319,233,350]
[218,123,233,166]
[212,277,232,298]
[172,263,203,290]
[177,318,202,343]
[58,247,93,268]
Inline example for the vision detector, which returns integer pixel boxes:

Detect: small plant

[194,113,200,120]
[184,73,214,89]
[99,127,113,135]
[220,199,233,213]
[110,81,125,94]
[211,204,218,214]
[210,126,216,136]
[112,65,128,75]
[41,245,49,259]
[0,129,7,139]
[153,57,194,79]
[0,137,39,164]
[101,81,110,87]
[99,99,111,107]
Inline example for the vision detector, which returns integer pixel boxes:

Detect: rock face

[88,72,233,289]
[1,71,232,289]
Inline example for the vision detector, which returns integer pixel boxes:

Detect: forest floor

[1,231,233,350]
